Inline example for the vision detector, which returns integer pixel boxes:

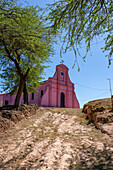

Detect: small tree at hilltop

[47,0,113,67]
[0,0,54,108]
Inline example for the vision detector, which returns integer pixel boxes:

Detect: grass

[45,107,82,115]
[63,132,72,136]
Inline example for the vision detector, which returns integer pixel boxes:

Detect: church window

[32,93,34,100]
[5,100,8,105]
[41,90,43,98]
[61,72,64,77]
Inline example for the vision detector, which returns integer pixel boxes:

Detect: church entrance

[60,92,65,107]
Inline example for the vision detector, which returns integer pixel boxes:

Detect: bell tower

[47,63,80,108]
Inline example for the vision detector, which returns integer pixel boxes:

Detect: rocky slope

[0,106,113,169]
[0,105,39,133]
[83,98,113,137]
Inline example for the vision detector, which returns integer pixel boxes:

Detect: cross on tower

[60,60,64,64]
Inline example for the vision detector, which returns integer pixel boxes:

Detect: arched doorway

[60,92,65,107]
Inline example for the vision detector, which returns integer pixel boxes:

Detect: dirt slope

[83,98,113,138]
[0,107,113,169]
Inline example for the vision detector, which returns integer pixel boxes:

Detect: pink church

[0,64,80,108]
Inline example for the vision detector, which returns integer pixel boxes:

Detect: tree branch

[24,67,30,80]
[2,39,23,78]
[2,39,15,62]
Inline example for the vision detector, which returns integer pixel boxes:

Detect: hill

[0,103,113,169]
[83,98,113,137]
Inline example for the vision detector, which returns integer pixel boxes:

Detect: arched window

[61,72,64,77]
[41,90,43,98]
[32,93,34,100]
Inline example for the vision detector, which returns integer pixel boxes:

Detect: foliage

[0,100,3,106]
[47,0,113,66]
[0,62,45,94]
[0,0,54,106]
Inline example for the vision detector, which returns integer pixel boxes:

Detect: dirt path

[0,108,113,169]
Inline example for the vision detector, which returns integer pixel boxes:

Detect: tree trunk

[23,83,29,105]
[15,78,25,109]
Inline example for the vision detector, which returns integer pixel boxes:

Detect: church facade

[0,64,80,108]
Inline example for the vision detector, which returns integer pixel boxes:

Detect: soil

[0,104,39,133]
[83,98,113,138]
[0,106,113,169]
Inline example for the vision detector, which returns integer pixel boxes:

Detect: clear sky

[0,0,113,108]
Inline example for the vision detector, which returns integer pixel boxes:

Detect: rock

[2,110,13,119]
[98,123,113,137]
[83,98,113,123]
[0,104,39,132]
[83,98,113,137]
[0,116,15,133]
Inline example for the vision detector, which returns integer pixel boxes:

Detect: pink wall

[0,64,80,108]
[41,85,49,106]
[3,94,15,105]
[29,82,48,105]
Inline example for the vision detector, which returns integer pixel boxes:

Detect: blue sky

[44,38,113,108]
[0,0,113,108]
[28,0,113,108]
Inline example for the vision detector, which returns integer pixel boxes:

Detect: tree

[0,0,54,108]
[47,0,113,67]
[0,61,46,105]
